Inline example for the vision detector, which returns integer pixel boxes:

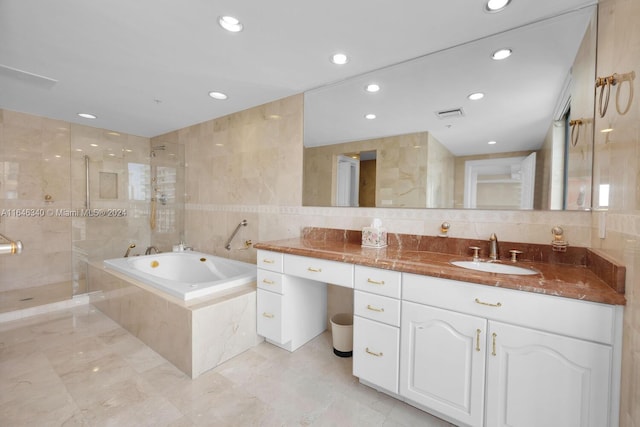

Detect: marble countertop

[254,235,626,306]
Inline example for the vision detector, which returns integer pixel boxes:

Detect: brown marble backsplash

[301,227,626,294]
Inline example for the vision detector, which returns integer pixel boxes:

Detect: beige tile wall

[591,0,640,425]
[0,110,72,291]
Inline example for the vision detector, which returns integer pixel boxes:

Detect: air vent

[435,108,465,119]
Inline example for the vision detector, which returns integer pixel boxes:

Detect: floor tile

[0,306,456,426]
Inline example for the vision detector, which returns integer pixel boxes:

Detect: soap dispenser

[361,218,388,248]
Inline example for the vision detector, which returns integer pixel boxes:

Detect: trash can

[330,313,353,357]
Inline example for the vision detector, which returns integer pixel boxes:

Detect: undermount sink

[451,260,539,276]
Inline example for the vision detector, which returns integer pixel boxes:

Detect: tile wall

[591,0,640,424]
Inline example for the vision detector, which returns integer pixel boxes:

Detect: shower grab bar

[225,219,247,250]
[0,232,23,255]
[84,155,90,209]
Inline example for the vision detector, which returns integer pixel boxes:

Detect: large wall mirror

[303,6,596,211]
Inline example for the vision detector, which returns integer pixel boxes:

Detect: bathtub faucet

[124,243,136,257]
[145,246,160,255]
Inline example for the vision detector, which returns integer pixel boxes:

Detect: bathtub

[103,251,256,301]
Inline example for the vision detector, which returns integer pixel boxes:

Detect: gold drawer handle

[262,259,275,264]
[367,278,385,285]
[262,279,275,285]
[475,298,502,308]
[307,267,322,273]
[365,347,383,357]
[476,329,481,352]
[262,312,275,319]
[366,304,385,313]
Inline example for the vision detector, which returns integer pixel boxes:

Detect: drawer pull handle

[365,347,383,357]
[366,304,385,313]
[492,333,497,356]
[262,259,275,264]
[476,329,481,352]
[367,278,385,285]
[475,298,502,308]
[262,279,275,285]
[262,312,275,319]
[307,267,322,273]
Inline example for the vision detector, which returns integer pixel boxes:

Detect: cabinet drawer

[257,270,285,294]
[353,316,400,394]
[354,265,401,298]
[284,254,354,288]
[354,290,401,327]
[257,250,284,273]
[256,289,289,344]
[402,273,617,344]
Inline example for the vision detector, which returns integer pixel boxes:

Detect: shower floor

[0,281,87,322]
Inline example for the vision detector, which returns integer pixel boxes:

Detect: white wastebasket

[330,313,353,357]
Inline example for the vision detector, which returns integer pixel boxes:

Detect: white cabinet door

[400,301,487,427]
[256,289,288,344]
[353,316,399,394]
[485,321,613,427]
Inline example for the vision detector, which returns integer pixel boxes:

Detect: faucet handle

[469,246,481,261]
[509,249,523,262]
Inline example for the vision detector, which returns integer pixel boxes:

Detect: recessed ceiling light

[468,92,485,100]
[488,140,497,145]
[78,113,97,119]
[208,91,228,100]
[492,48,512,60]
[365,113,376,120]
[218,16,243,32]
[331,53,349,65]
[365,83,380,93]
[485,0,511,12]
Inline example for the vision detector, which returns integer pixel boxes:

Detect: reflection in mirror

[303,6,596,210]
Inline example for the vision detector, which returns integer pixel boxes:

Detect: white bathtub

[103,251,256,300]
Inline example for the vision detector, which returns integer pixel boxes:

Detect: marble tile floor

[0,305,455,427]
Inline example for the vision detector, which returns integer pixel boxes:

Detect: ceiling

[304,6,595,155]
[0,0,597,139]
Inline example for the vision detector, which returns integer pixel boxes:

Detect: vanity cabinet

[255,248,622,427]
[400,301,487,426]
[256,250,327,351]
[400,273,620,427]
[352,266,401,394]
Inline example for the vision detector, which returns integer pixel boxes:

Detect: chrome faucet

[145,246,159,255]
[488,233,499,261]
[124,243,136,257]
